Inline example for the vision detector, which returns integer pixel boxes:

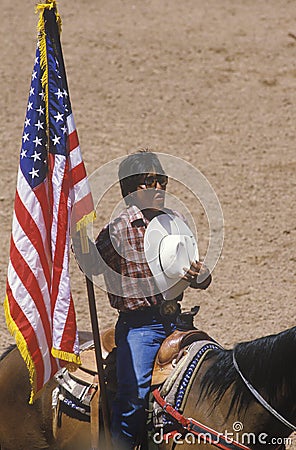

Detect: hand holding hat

[182,260,212,290]
[144,213,202,300]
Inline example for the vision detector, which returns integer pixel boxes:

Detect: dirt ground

[0,0,295,446]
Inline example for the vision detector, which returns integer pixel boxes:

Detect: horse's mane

[0,344,16,362]
[200,326,296,418]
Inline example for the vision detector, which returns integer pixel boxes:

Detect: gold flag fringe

[4,296,37,404]
[51,347,81,365]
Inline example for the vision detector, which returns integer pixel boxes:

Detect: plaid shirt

[95,205,184,312]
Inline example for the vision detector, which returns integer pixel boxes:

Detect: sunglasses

[140,174,168,189]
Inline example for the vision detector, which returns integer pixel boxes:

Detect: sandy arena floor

[0,0,295,447]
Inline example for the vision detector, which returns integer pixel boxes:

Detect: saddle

[152,329,213,385]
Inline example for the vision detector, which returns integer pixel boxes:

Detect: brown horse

[156,326,296,450]
[0,326,296,450]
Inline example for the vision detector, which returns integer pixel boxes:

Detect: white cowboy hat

[144,213,199,300]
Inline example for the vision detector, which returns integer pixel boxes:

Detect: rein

[153,388,250,450]
[232,349,296,432]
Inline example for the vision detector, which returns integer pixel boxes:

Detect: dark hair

[118,149,166,204]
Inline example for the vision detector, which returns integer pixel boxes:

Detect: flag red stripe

[6,282,46,389]
[72,192,95,224]
[32,181,51,242]
[14,191,51,289]
[10,239,52,349]
[68,129,79,152]
[60,294,77,351]
[70,161,87,186]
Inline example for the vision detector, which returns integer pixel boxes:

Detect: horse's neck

[178,356,294,449]
[183,357,240,431]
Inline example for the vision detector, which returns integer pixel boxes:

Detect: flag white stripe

[67,113,76,134]
[69,145,83,170]
[50,154,67,260]
[72,177,93,204]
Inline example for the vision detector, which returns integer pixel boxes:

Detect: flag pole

[85,274,113,450]
[80,228,112,450]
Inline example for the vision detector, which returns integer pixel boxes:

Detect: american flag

[4,3,95,402]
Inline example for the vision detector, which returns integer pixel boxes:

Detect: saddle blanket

[153,340,220,431]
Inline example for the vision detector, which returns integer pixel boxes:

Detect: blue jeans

[111,308,176,450]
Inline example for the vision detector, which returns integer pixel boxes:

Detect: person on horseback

[89,149,212,449]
